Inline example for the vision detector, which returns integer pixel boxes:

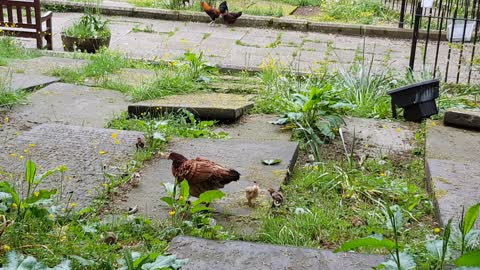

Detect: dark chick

[165,152,240,197]
[135,137,145,150]
[268,188,284,208]
[220,1,242,24]
[200,1,221,25]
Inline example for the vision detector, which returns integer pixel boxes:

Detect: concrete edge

[424,158,445,227]
[41,0,443,40]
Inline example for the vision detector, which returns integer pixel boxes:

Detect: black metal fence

[385,0,479,29]
[408,0,480,84]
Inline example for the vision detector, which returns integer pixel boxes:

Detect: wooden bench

[0,0,52,50]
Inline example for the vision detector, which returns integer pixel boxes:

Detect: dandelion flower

[9,153,17,157]
[102,183,108,188]
[34,191,39,197]
[431,122,438,127]
[29,143,36,148]
[395,128,401,132]
[3,245,11,252]
[169,210,176,216]
[114,139,120,145]
[70,202,77,208]
[433,227,441,234]
[380,172,385,177]
[60,235,67,242]
[99,150,106,155]
[4,116,9,123]
[11,203,17,208]
[111,133,118,139]
[19,155,24,160]
[23,149,29,153]
[179,196,184,200]
[49,213,55,219]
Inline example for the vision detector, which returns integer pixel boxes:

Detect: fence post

[409,1,423,71]
[399,0,407,28]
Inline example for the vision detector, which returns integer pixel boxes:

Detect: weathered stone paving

[0,123,143,209]
[426,120,480,228]
[128,93,254,121]
[168,236,385,270]
[120,136,298,219]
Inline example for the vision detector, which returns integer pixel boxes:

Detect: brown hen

[166,152,240,197]
[200,1,223,25]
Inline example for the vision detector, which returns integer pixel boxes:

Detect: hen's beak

[157,152,170,159]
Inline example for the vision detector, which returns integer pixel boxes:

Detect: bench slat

[0,6,4,23]
[16,5,23,25]
[6,2,14,24]
[26,6,31,24]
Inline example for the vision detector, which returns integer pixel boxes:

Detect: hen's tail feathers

[200,1,211,11]
[219,1,228,13]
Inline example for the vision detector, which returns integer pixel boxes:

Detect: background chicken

[220,2,242,24]
[200,1,223,25]
[268,188,284,207]
[245,181,259,207]
[163,152,240,197]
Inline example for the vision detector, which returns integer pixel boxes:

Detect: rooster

[268,188,284,208]
[219,1,242,25]
[200,1,225,25]
[245,181,259,207]
[162,152,240,197]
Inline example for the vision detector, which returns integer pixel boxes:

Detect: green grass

[258,153,433,250]
[0,70,26,107]
[0,37,38,66]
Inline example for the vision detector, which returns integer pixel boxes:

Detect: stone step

[6,56,87,75]
[128,93,254,121]
[444,108,480,130]
[0,123,143,209]
[8,82,129,128]
[0,71,59,92]
[167,236,384,270]
[426,120,480,228]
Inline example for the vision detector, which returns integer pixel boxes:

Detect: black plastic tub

[387,79,440,121]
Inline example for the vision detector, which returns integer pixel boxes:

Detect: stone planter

[447,19,476,42]
[61,33,111,53]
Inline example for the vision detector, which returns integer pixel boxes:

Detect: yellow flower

[60,235,67,242]
[11,203,17,209]
[19,155,24,160]
[102,183,108,188]
[169,210,176,216]
[364,144,369,148]
[111,133,118,139]
[3,245,11,252]
[69,202,77,208]
[29,143,36,148]
[179,196,184,200]
[433,227,441,234]
[9,153,17,157]
[23,149,29,153]
[313,165,319,170]
[4,116,9,123]
[380,172,385,177]
[99,150,106,155]
[49,213,55,219]
[34,191,40,197]
[431,122,438,127]
[114,139,120,145]
[395,128,401,133]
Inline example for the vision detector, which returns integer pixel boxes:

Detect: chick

[245,181,259,207]
[136,137,145,150]
[130,172,141,188]
[268,188,284,208]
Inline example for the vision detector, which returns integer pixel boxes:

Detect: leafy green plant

[119,250,188,270]
[0,69,25,107]
[0,160,63,222]
[64,13,110,39]
[0,251,72,270]
[161,180,229,239]
[272,84,350,161]
[0,37,37,65]
[178,51,217,81]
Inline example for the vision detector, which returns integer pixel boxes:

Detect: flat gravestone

[444,108,480,130]
[119,138,298,219]
[0,123,143,209]
[9,82,129,128]
[168,236,384,270]
[0,72,60,91]
[341,117,418,157]
[426,120,480,228]
[6,56,87,75]
[128,93,254,121]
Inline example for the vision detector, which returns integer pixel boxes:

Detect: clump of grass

[320,0,399,25]
[0,37,37,65]
[0,69,25,107]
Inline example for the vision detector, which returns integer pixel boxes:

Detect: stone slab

[119,138,298,219]
[426,120,480,228]
[9,82,129,128]
[0,72,60,91]
[0,123,143,209]
[128,93,254,121]
[6,56,87,75]
[167,236,385,270]
[444,108,480,130]
[342,117,418,157]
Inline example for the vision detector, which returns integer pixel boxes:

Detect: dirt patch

[292,6,321,16]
